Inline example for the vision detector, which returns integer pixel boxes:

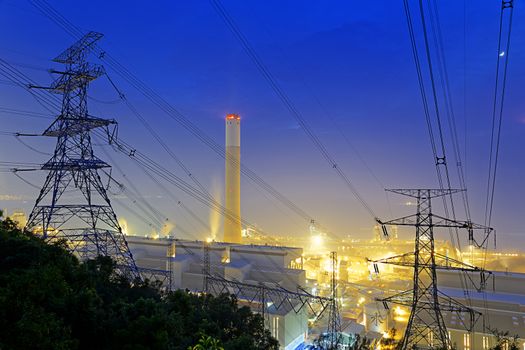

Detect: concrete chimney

[224,113,242,243]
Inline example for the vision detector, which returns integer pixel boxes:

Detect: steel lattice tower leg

[203,240,210,292]
[25,32,139,280]
[327,251,341,350]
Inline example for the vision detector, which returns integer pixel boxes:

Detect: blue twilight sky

[0,1,524,249]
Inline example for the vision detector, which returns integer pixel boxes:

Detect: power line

[427,0,471,221]
[2,27,336,325]
[12,171,41,189]
[479,1,515,328]
[209,0,377,219]
[99,145,197,237]
[99,149,169,229]
[0,59,59,113]
[0,46,272,243]
[0,106,53,119]
[0,60,210,237]
[402,0,479,334]
[403,0,487,254]
[105,72,212,199]
[27,0,319,230]
[484,0,514,230]
[238,9,392,214]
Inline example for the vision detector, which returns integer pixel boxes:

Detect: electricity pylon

[371,189,492,350]
[25,32,139,279]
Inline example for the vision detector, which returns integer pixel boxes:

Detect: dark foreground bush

[0,215,278,350]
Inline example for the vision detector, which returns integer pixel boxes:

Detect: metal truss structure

[200,242,339,345]
[25,32,139,279]
[206,275,332,319]
[326,251,341,350]
[138,266,171,289]
[203,240,210,293]
[370,189,492,350]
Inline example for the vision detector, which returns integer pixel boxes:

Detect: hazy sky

[0,1,524,249]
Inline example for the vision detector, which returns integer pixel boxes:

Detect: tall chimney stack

[224,113,242,243]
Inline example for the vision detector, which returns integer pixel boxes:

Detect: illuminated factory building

[224,113,242,243]
[126,236,308,350]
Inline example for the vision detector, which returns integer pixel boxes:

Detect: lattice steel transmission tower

[371,189,491,350]
[25,32,140,279]
[327,251,341,350]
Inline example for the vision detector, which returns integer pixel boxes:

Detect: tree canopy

[0,214,278,350]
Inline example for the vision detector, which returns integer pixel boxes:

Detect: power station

[1,1,521,349]
[224,113,242,243]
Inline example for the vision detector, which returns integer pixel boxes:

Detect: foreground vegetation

[0,214,278,350]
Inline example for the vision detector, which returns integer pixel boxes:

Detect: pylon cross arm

[378,289,481,315]
[437,291,481,315]
[370,251,487,273]
[431,214,493,231]
[380,214,418,227]
[369,252,415,267]
[386,188,463,198]
[377,289,413,307]
[43,115,115,137]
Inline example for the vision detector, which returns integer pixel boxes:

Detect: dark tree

[0,215,278,350]
[489,328,520,350]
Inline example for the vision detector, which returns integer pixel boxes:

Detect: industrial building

[3,208,27,229]
[127,235,308,350]
[439,270,525,350]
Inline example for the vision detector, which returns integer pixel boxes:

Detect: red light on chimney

[226,113,240,120]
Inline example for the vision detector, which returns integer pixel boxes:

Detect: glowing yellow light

[119,218,129,235]
[394,316,408,322]
[312,235,323,246]
[206,237,213,243]
[394,306,407,316]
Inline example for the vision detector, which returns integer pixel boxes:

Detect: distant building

[6,209,27,229]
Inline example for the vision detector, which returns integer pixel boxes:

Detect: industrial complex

[4,66,525,347]
[0,1,522,350]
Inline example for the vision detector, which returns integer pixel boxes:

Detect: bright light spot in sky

[499,51,505,57]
